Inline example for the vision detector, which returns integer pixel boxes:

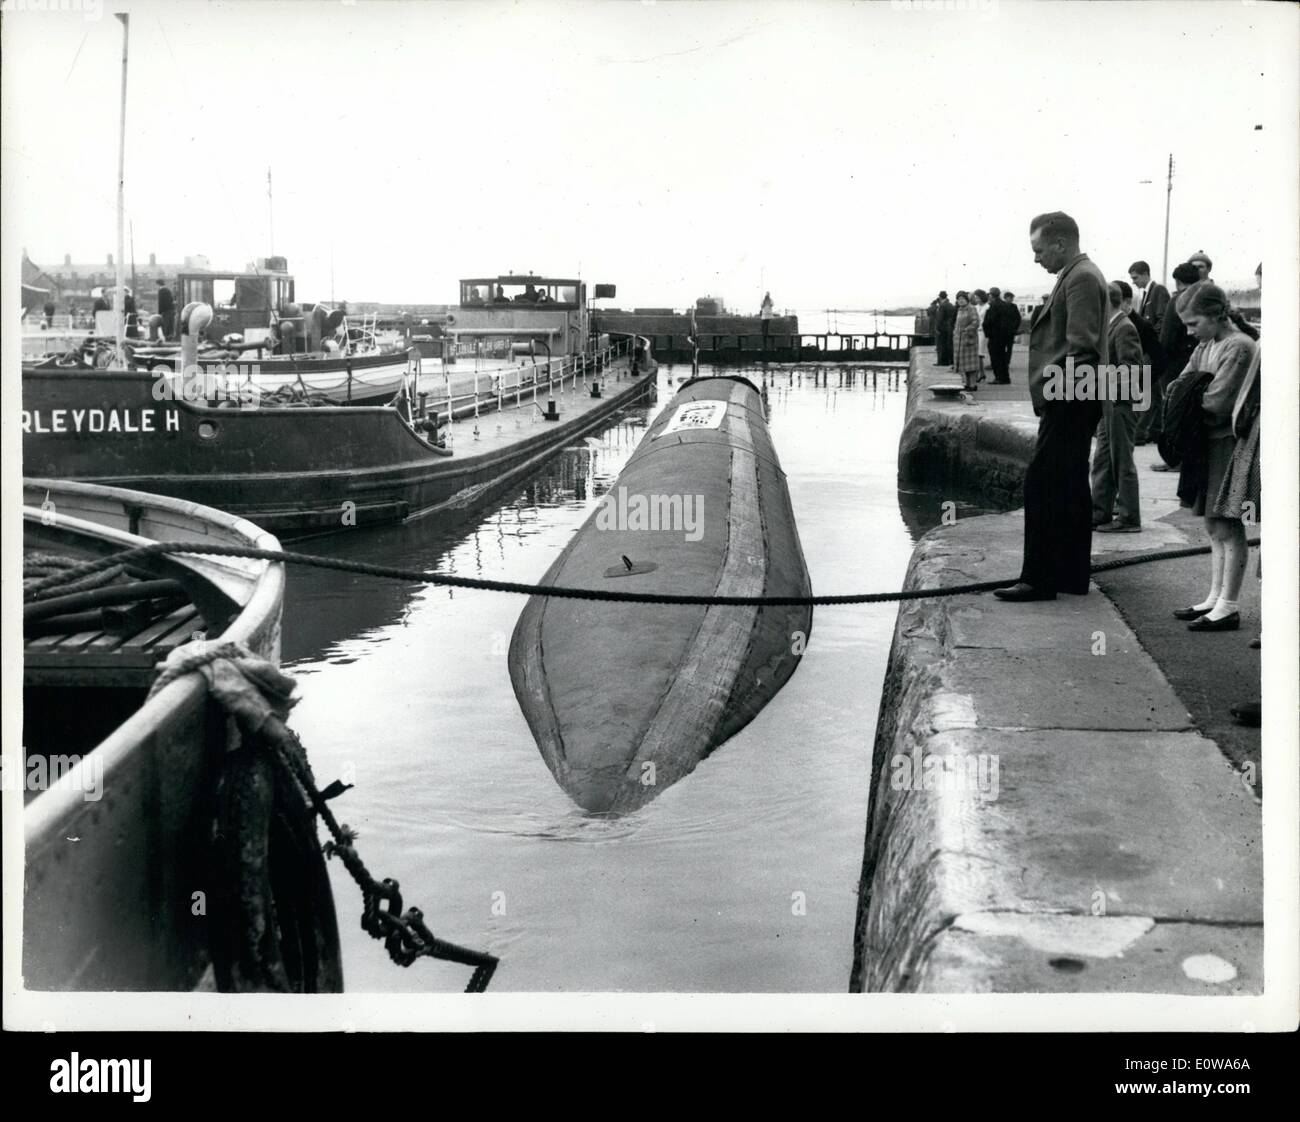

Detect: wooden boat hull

[22,346,655,538]
[509,375,812,813]
[22,480,294,990]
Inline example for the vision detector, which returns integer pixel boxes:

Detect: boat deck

[432,366,649,460]
[25,601,206,688]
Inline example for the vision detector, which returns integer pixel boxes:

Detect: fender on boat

[509,374,812,813]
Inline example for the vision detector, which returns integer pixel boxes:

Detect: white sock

[1207,597,1239,621]
[1191,590,1220,612]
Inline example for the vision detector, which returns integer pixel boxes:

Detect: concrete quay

[852,346,1263,994]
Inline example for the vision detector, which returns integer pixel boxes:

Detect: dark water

[280,361,974,992]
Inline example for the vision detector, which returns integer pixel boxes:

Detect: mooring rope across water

[22,537,1261,606]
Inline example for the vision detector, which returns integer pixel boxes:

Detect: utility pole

[1162,153,1173,287]
[114,13,129,363]
[267,167,274,255]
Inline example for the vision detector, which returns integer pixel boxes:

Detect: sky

[3,0,1296,311]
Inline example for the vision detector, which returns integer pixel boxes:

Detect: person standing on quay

[933,290,955,366]
[1000,292,1022,377]
[1129,259,1169,328]
[953,291,981,390]
[994,211,1108,602]
[983,288,1003,378]
[1170,284,1259,631]
[1091,281,1144,533]
[973,289,990,382]
[760,291,774,347]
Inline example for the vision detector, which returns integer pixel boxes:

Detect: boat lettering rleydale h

[509,374,812,813]
[22,276,657,537]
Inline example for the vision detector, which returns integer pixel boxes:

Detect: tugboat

[22,478,342,992]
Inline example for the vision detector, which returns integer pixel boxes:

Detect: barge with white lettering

[22,333,656,539]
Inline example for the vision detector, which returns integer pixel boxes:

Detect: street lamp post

[1161,154,1174,288]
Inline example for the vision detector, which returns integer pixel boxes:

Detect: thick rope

[23,537,1260,607]
[149,638,498,991]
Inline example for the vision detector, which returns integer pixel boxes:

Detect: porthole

[198,420,219,440]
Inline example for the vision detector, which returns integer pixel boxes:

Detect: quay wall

[852,346,1263,995]
[896,348,1037,509]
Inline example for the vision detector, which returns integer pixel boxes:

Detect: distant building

[20,250,58,313]
[32,250,201,313]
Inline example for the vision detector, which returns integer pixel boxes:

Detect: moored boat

[509,374,812,813]
[23,329,656,538]
[22,478,342,992]
[24,259,419,408]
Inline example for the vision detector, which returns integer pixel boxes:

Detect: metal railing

[408,338,632,428]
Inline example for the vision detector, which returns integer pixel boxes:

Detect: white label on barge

[658,400,727,436]
[22,408,180,435]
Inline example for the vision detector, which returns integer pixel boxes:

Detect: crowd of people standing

[937,213,1261,727]
[928,288,1023,391]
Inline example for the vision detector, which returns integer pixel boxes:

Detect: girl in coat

[1170,285,1259,632]
[953,291,981,390]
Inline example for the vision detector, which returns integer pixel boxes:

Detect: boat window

[213,278,237,308]
[480,282,577,306]
[462,283,489,305]
[183,277,214,307]
[236,276,268,312]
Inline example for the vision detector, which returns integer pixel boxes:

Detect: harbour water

[282,360,982,992]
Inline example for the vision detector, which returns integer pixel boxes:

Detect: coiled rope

[23,537,1261,606]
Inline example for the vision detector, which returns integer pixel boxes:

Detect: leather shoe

[1173,605,1209,620]
[1150,462,1176,472]
[993,582,1057,602]
[1188,612,1240,632]
[1250,637,1261,649]
[1095,521,1141,533]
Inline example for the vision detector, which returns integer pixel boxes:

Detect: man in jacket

[995,211,1108,602]
[983,287,1021,383]
[933,291,955,366]
[1128,260,1169,330]
[156,279,176,340]
[1091,281,1145,532]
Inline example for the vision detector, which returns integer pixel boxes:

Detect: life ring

[208,739,344,993]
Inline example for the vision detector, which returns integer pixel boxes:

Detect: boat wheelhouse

[175,258,297,348]
[452,274,592,358]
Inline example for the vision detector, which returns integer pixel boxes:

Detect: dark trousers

[1021,402,1103,594]
[1134,356,1177,443]
[935,330,953,365]
[988,335,1013,382]
[1090,400,1140,526]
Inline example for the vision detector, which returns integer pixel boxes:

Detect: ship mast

[114,13,130,363]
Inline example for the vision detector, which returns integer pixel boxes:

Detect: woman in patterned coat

[953,291,981,390]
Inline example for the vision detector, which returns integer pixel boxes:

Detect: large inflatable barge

[509,374,812,813]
